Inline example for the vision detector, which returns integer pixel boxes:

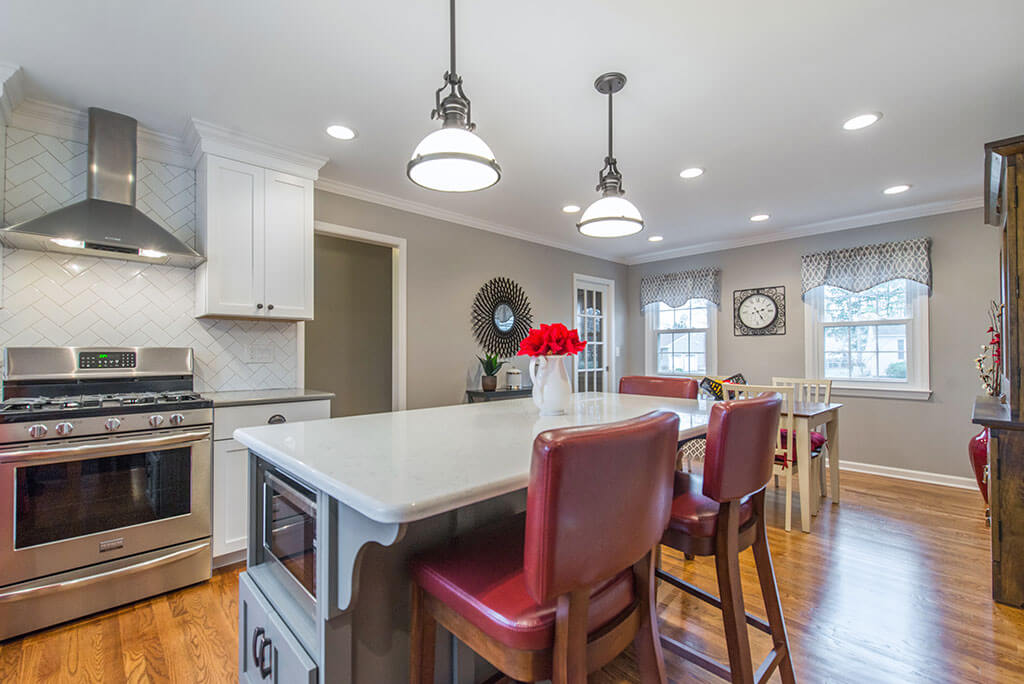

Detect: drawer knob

[267,414,286,425]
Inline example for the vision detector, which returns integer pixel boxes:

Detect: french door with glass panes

[573,275,614,392]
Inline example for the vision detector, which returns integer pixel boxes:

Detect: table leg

[797,418,812,533]
[828,411,841,504]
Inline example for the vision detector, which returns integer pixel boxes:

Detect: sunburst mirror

[471,277,533,357]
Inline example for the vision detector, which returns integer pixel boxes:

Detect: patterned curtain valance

[800,237,931,296]
[640,267,721,309]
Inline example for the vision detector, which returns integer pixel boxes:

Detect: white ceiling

[2,0,1023,262]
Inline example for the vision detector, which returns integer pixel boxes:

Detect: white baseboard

[838,459,977,490]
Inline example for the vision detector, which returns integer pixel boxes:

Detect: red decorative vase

[968,427,989,505]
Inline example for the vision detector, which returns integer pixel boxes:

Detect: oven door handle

[0,429,211,463]
[0,542,209,604]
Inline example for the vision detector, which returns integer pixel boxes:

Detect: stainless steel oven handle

[0,542,209,604]
[0,429,212,463]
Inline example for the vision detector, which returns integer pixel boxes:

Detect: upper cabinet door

[263,171,314,320]
[196,156,266,318]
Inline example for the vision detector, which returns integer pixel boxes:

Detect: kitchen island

[233,392,712,684]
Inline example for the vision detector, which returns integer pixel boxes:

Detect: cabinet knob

[267,304,274,311]
[256,303,263,310]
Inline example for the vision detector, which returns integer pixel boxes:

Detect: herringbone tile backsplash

[1,126,298,391]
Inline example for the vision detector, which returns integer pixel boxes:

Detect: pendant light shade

[577,72,644,238]
[407,0,500,192]
[409,128,499,192]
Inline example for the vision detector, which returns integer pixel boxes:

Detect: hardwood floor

[2,471,1023,683]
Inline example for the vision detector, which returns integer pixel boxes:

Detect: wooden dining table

[792,400,843,533]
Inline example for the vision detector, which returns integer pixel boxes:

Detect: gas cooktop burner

[0,390,206,413]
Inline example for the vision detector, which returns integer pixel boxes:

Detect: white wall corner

[185,118,327,180]
[0,63,26,126]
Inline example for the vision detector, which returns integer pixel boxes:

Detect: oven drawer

[239,571,317,684]
[214,400,330,441]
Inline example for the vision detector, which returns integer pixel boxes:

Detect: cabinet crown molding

[185,118,327,180]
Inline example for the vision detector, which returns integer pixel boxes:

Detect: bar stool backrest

[523,410,680,604]
[619,375,699,399]
[706,389,784,501]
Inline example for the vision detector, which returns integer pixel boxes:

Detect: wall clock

[733,286,786,336]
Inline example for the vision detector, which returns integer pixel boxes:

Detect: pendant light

[577,72,644,238]
[407,0,500,192]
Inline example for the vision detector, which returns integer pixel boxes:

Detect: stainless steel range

[0,346,212,640]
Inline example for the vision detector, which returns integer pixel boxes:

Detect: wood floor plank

[1,473,1022,683]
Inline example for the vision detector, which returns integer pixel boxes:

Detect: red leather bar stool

[619,375,699,399]
[409,411,681,684]
[657,393,796,684]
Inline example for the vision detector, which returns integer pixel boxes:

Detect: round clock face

[738,293,778,330]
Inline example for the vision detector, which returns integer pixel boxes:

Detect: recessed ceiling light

[562,204,581,213]
[750,214,770,222]
[842,112,882,131]
[326,124,357,140]
[679,167,704,179]
[648,235,664,242]
[883,184,911,195]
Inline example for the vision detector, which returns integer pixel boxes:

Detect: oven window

[15,448,192,548]
[264,471,317,599]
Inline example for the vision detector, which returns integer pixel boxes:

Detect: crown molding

[314,177,628,263]
[624,196,985,265]
[185,118,327,180]
[0,63,25,126]
[8,97,195,167]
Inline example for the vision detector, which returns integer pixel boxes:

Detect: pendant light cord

[607,92,614,160]
[449,0,456,82]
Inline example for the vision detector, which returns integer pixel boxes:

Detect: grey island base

[233,393,713,683]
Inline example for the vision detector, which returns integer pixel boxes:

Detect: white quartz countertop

[233,392,712,524]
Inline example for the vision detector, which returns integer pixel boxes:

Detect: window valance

[800,237,931,296]
[640,267,721,309]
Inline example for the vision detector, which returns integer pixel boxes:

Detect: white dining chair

[772,377,833,498]
[722,383,800,531]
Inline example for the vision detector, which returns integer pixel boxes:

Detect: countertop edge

[207,390,335,408]
[231,427,529,524]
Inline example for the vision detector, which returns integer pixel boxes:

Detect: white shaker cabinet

[211,398,331,562]
[195,154,314,320]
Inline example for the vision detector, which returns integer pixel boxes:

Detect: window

[645,299,717,377]
[805,279,929,398]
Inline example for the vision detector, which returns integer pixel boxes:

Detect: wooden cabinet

[975,135,1024,607]
[195,154,314,320]
[212,399,330,562]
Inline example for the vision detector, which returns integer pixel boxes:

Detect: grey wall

[315,191,629,410]
[306,234,393,417]
[627,209,1001,479]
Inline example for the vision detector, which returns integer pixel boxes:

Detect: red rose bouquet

[517,323,587,357]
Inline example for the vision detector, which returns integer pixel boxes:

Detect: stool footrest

[660,634,731,681]
[655,568,772,635]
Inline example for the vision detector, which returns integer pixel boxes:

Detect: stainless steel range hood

[0,108,204,268]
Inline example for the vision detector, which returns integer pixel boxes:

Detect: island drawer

[239,571,317,684]
[215,399,330,441]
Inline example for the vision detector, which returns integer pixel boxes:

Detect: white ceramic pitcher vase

[529,354,572,416]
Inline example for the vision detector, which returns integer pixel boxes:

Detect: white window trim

[643,300,718,378]
[803,280,931,401]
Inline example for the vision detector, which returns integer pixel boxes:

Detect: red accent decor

[517,323,587,357]
[619,375,699,400]
[969,427,990,505]
[778,429,827,459]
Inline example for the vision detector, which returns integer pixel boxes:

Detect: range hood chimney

[0,108,205,268]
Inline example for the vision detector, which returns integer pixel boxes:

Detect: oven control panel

[78,351,137,370]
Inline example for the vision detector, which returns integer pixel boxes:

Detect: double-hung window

[804,278,930,399]
[645,299,717,377]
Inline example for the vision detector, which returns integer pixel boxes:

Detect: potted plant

[517,323,587,415]
[477,353,505,391]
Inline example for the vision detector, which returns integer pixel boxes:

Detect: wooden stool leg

[751,493,796,684]
[714,502,755,684]
[632,549,668,684]
[410,584,437,684]
[553,588,590,684]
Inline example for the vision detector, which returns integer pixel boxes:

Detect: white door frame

[298,221,408,411]
[572,273,616,392]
